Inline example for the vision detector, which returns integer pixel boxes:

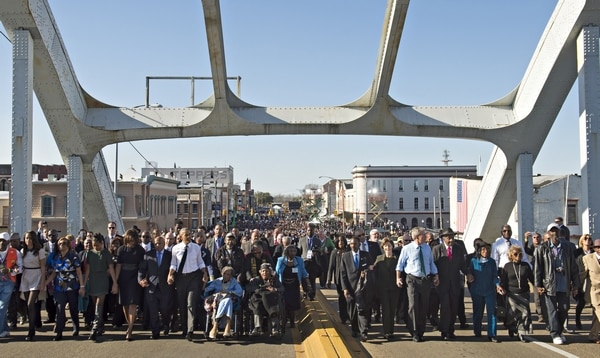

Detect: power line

[0,29,11,43]
[127,141,159,174]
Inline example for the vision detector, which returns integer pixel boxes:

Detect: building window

[192,203,198,214]
[183,203,189,214]
[136,195,142,216]
[426,217,433,228]
[0,179,8,191]
[400,217,407,229]
[168,196,176,214]
[399,198,404,210]
[41,196,54,217]
[382,180,387,192]
[116,195,124,215]
[414,198,419,210]
[424,180,429,192]
[411,217,418,228]
[424,197,429,210]
[399,180,404,192]
[441,197,445,210]
[176,203,181,216]
[2,206,8,226]
[439,179,444,191]
[414,180,419,192]
[567,200,578,226]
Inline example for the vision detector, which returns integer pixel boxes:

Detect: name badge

[292,267,299,273]
[306,250,313,259]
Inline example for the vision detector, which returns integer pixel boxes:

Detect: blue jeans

[472,291,497,338]
[544,292,569,338]
[0,280,15,333]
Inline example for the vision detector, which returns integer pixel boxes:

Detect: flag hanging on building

[456,180,469,232]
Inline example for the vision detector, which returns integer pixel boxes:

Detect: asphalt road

[318,287,598,358]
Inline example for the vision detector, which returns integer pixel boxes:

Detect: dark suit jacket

[138,249,174,297]
[340,250,373,295]
[432,243,467,296]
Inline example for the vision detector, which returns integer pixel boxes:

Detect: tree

[255,191,274,207]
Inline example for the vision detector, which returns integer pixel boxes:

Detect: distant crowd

[0,215,598,347]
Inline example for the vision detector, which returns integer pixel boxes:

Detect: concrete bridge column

[577,26,600,237]
[10,30,33,236]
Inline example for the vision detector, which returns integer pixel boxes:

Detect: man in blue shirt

[396,227,439,342]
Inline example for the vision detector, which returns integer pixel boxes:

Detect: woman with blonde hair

[499,245,534,342]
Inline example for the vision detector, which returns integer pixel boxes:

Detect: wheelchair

[203,292,243,340]
[246,288,285,339]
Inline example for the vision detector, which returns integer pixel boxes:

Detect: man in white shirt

[167,228,208,341]
[491,225,530,272]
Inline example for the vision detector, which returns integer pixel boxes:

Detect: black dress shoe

[447,332,456,339]
[44,319,56,324]
[460,323,470,329]
[186,332,193,341]
[53,334,63,341]
[150,334,159,339]
[25,335,33,341]
[163,329,169,336]
[412,335,422,342]
[72,330,79,337]
[89,331,97,341]
[360,333,368,342]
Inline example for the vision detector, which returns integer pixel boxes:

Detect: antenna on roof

[441,150,452,166]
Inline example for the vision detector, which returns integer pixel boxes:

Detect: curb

[294,291,370,358]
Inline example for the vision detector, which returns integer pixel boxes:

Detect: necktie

[157,251,162,266]
[354,253,359,269]
[178,245,188,274]
[447,246,453,260]
[418,245,426,277]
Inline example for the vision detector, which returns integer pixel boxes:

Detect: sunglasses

[108,227,116,229]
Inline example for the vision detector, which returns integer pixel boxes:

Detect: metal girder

[577,26,600,237]
[1,0,599,238]
[10,29,33,236]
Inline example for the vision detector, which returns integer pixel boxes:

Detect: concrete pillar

[67,156,83,235]
[516,153,534,241]
[577,26,600,237]
[10,30,33,236]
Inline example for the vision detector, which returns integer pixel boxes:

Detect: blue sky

[0,1,578,195]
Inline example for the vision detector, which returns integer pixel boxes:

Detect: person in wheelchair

[204,266,243,339]
[246,263,284,337]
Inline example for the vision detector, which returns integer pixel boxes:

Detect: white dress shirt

[169,242,205,274]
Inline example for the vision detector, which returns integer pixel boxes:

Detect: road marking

[528,337,579,358]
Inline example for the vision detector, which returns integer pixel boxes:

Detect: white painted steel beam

[1,0,600,238]
[10,30,33,236]
[577,26,600,237]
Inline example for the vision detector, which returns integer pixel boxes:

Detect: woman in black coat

[327,234,349,323]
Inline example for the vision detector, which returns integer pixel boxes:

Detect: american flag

[456,180,468,232]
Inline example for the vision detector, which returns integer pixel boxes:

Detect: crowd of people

[0,215,599,348]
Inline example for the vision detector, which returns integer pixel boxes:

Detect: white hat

[0,232,10,241]
[547,223,560,232]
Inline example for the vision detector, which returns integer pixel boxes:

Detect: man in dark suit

[138,236,176,339]
[432,228,468,340]
[297,223,322,300]
[205,224,225,278]
[340,236,374,342]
